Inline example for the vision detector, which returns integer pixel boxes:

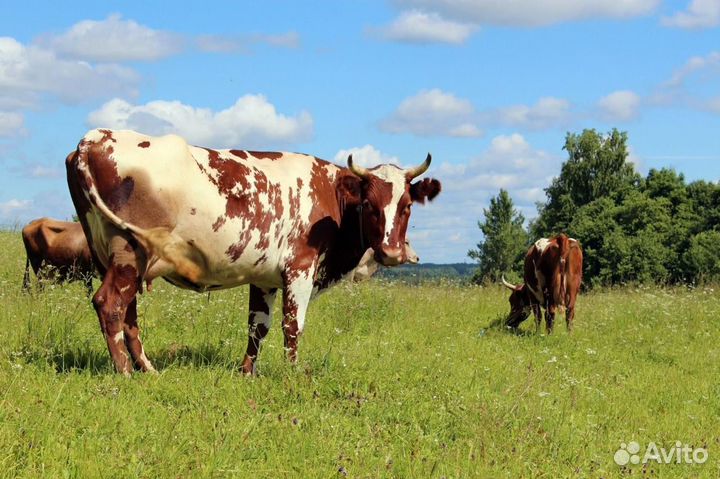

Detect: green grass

[1,230,719,478]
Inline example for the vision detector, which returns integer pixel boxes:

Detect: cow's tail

[552,234,570,312]
[72,139,203,282]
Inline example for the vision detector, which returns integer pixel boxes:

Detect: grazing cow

[21,217,94,294]
[502,234,583,333]
[66,129,441,375]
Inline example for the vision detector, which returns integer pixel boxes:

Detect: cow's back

[72,129,343,290]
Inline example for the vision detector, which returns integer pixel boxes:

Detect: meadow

[1,230,719,478]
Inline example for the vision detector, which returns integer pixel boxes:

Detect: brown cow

[66,129,441,375]
[22,217,94,294]
[502,234,583,333]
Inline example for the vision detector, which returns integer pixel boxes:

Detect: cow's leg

[241,285,278,375]
[532,303,542,333]
[22,257,32,293]
[565,292,577,332]
[122,298,156,372]
[545,304,556,334]
[282,268,315,364]
[92,235,145,375]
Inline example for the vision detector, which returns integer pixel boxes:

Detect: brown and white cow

[66,129,440,375]
[21,217,94,294]
[502,234,583,333]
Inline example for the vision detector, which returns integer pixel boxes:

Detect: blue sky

[1,0,719,262]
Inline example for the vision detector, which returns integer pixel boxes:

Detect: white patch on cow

[137,342,156,372]
[534,238,551,254]
[113,331,125,344]
[285,268,315,333]
[371,165,406,249]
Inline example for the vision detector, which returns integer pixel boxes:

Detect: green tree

[533,128,640,237]
[683,231,720,283]
[468,189,528,284]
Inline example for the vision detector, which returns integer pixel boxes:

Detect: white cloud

[379,89,482,137]
[494,97,573,130]
[0,198,32,217]
[87,95,314,149]
[39,14,183,62]
[0,111,24,137]
[28,165,62,178]
[664,51,720,88]
[333,145,401,167]
[196,32,300,53]
[597,90,641,121]
[0,36,139,109]
[391,0,659,27]
[375,10,475,44]
[662,0,720,29]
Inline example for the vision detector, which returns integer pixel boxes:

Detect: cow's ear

[410,178,441,204]
[336,175,362,212]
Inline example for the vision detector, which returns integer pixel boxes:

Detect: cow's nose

[378,247,403,266]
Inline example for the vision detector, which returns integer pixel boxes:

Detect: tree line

[469,128,720,287]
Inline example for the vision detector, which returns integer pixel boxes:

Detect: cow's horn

[406,153,431,179]
[348,154,370,179]
[501,275,517,291]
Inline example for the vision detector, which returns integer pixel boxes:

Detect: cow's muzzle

[376,247,404,266]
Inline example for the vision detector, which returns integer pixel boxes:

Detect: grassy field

[1,231,719,478]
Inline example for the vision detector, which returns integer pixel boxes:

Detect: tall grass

[1,231,719,478]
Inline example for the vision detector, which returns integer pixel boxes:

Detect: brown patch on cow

[195,148,286,261]
[253,254,268,266]
[137,141,151,148]
[212,215,226,232]
[190,207,197,215]
[248,151,283,160]
[229,149,248,159]
[97,129,117,143]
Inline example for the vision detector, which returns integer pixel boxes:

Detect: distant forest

[376,263,475,283]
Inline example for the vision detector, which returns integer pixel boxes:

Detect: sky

[1,0,719,263]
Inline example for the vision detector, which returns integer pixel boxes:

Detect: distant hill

[376,263,476,283]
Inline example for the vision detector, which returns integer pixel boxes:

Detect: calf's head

[344,154,441,266]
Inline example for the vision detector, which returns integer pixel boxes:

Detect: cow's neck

[315,202,368,288]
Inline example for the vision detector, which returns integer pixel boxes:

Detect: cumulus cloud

[391,0,659,27]
[0,198,32,218]
[0,36,139,109]
[373,10,476,44]
[662,0,720,29]
[0,190,77,226]
[38,14,183,62]
[493,97,573,130]
[333,144,401,167]
[87,95,314,149]
[648,51,720,110]
[597,90,641,121]
[379,89,483,137]
[663,51,720,89]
